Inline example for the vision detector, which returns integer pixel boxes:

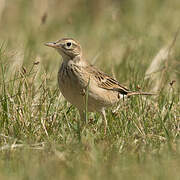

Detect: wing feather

[86,65,130,95]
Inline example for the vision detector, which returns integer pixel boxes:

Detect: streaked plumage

[45,38,155,133]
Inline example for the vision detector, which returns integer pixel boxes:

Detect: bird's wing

[87,65,130,95]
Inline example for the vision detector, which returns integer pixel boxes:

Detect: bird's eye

[66,42,72,47]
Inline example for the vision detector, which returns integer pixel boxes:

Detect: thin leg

[112,103,121,114]
[101,108,107,134]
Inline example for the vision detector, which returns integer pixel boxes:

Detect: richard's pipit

[45,38,155,133]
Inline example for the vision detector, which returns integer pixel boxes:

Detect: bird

[45,38,155,134]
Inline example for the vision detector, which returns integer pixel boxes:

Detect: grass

[0,0,180,179]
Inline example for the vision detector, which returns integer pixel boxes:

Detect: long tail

[127,91,157,97]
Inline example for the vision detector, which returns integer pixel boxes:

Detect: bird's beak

[44,42,59,48]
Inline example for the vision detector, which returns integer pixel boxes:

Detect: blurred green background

[0,0,180,179]
[1,0,180,88]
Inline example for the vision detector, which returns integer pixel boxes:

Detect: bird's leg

[112,103,121,114]
[101,108,107,134]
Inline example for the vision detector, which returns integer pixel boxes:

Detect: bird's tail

[127,91,157,97]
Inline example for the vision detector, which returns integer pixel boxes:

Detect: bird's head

[45,38,82,61]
